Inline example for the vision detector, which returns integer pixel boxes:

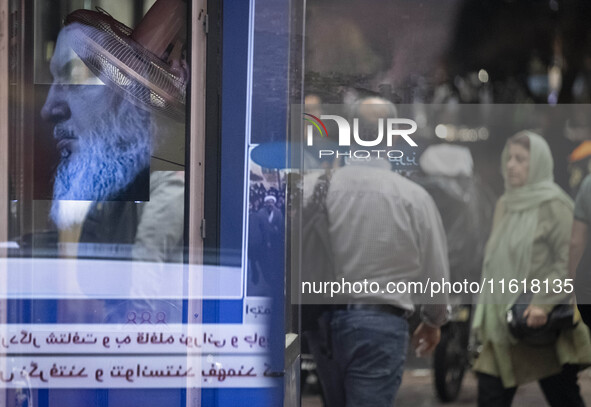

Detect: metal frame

[187,1,207,405]
[0,0,7,252]
[189,0,207,265]
[0,3,8,406]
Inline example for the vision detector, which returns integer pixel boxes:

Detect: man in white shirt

[309,97,450,406]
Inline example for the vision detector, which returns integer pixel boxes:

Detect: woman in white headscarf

[472,131,591,407]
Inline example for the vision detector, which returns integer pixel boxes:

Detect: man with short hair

[308,97,450,406]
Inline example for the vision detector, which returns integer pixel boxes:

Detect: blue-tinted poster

[2,0,290,406]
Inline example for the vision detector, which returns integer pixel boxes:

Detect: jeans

[307,309,409,407]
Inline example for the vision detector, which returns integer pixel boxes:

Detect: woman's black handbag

[507,294,577,346]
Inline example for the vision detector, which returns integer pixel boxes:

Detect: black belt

[336,304,407,318]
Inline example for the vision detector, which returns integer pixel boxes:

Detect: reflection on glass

[12,0,188,262]
[8,0,188,341]
[247,162,286,296]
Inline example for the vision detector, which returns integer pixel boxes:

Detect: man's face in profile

[41,26,152,225]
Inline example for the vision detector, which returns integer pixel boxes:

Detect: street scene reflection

[299,0,591,406]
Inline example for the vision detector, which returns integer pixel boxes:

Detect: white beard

[50,98,152,229]
[51,200,93,230]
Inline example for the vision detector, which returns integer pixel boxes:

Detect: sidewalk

[302,368,591,407]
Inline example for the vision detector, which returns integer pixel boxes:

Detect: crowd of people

[248,182,287,292]
[299,96,591,407]
[249,182,287,217]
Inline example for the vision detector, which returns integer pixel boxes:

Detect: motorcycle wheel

[433,322,469,402]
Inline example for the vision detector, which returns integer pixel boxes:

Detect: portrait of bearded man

[37,18,187,266]
[32,3,189,330]
[5,1,191,405]
[42,25,154,230]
